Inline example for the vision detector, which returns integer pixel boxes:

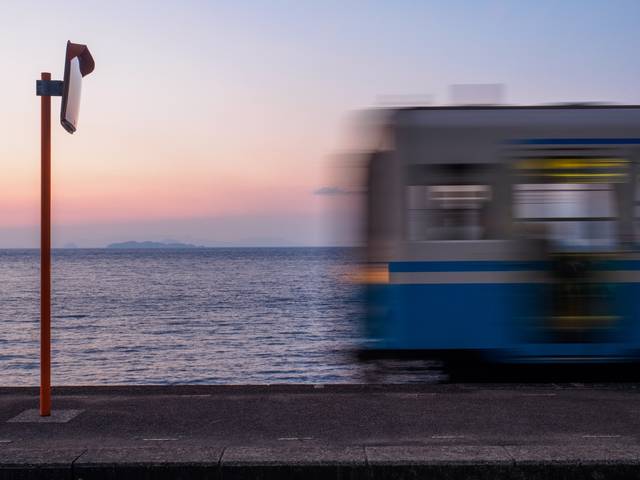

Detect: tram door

[513,154,634,345]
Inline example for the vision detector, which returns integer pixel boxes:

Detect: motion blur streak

[356,103,640,368]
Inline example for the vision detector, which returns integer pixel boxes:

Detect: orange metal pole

[40,72,51,417]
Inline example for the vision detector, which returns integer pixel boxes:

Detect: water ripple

[0,247,367,385]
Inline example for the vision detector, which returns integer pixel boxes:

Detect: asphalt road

[2,383,640,478]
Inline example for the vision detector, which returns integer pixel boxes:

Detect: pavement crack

[71,449,87,465]
[70,448,88,480]
[218,446,227,467]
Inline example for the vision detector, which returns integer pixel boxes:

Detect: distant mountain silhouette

[106,241,204,249]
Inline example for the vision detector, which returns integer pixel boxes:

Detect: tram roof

[391,104,640,129]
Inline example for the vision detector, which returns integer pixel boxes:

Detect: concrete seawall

[2,384,640,479]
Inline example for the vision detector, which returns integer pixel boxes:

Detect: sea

[1,247,438,386]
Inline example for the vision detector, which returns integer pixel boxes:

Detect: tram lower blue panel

[364,282,640,363]
[370,283,544,350]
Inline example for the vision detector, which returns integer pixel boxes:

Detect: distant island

[106,241,204,249]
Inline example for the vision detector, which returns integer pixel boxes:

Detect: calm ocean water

[0,247,373,385]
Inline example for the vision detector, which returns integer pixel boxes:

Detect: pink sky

[0,2,364,246]
[3,1,640,246]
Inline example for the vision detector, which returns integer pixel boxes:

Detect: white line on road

[582,434,621,438]
[142,438,179,441]
[389,393,437,398]
[278,437,314,441]
[431,435,466,439]
[0,440,12,444]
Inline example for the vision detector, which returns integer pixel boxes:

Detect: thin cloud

[313,186,350,196]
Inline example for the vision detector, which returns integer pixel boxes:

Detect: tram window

[514,183,618,250]
[407,184,492,241]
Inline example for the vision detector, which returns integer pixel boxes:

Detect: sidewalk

[2,383,640,479]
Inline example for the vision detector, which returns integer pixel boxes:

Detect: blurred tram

[361,104,640,366]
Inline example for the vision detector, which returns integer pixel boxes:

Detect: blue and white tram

[361,105,640,365]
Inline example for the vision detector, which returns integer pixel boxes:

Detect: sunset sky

[2,0,640,247]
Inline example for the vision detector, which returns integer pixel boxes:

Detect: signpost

[35,41,94,416]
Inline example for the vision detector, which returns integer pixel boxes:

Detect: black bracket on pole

[36,80,64,97]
